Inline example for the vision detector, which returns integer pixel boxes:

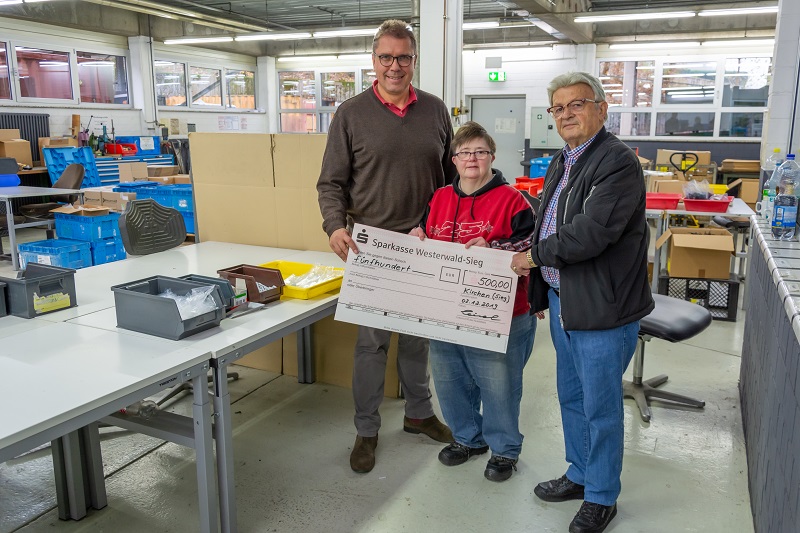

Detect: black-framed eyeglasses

[374,53,416,67]
[455,150,492,161]
[546,98,599,118]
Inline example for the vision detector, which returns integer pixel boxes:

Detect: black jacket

[528,127,654,330]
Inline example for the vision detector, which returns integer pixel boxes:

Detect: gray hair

[373,19,416,54]
[547,72,606,105]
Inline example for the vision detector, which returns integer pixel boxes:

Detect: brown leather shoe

[350,435,378,473]
[403,415,453,443]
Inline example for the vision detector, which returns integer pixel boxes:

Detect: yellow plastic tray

[259,260,343,299]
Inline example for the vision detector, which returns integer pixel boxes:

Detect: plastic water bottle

[120,400,158,419]
[761,147,783,192]
[771,154,799,240]
[760,148,783,222]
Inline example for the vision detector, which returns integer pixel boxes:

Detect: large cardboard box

[653,180,685,195]
[147,165,179,177]
[81,186,112,205]
[38,137,79,165]
[118,162,149,182]
[102,191,136,211]
[173,174,191,184]
[0,136,33,167]
[656,227,734,279]
[272,134,328,189]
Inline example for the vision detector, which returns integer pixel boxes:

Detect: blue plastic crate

[18,239,92,270]
[90,238,127,265]
[182,211,195,234]
[54,212,121,242]
[112,181,159,192]
[529,156,554,178]
[127,185,161,201]
[164,184,193,212]
[114,136,162,156]
[43,146,101,188]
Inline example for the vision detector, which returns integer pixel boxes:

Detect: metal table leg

[213,360,238,533]
[192,373,219,533]
[296,325,315,384]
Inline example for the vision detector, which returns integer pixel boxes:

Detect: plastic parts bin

[111,275,225,340]
[217,264,284,304]
[18,239,92,269]
[646,193,681,210]
[178,274,237,310]
[113,181,159,192]
[682,197,733,213]
[529,156,553,177]
[259,260,344,299]
[54,212,121,242]
[104,143,137,156]
[164,184,193,212]
[90,238,127,266]
[114,136,162,156]
[43,146,101,188]
[0,263,77,318]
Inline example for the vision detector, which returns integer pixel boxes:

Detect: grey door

[470,96,527,180]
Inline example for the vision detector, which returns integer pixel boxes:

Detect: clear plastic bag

[683,179,712,199]
[158,285,217,320]
[284,265,341,288]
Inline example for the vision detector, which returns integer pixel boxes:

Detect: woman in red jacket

[411,121,541,482]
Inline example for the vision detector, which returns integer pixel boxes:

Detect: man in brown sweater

[317,19,457,474]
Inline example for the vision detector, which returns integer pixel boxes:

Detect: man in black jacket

[511,72,654,533]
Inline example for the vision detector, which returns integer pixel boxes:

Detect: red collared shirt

[372,79,417,117]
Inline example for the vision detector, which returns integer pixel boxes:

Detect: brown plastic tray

[216,264,284,304]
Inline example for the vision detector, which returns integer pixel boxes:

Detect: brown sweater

[317,87,457,236]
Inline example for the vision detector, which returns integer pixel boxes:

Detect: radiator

[0,112,50,163]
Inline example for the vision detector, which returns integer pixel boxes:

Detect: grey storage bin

[0,264,77,318]
[111,275,225,340]
[178,274,237,310]
[0,281,7,317]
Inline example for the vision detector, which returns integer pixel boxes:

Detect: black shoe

[569,502,617,533]
[483,455,517,482]
[534,474,585,502]
[438,442,489,466]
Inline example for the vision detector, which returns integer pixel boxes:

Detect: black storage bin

[178,274,237,310]
[111,276,225,340]
[657,275,740,321]
[0,264,77,318]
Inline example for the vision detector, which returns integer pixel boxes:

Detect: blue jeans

[429,313,536,460]
[548,288,639,506]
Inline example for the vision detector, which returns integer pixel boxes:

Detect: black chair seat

[640,294,712,342]
[712,215,750,230]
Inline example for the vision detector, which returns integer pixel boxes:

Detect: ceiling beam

[512,0,593,44]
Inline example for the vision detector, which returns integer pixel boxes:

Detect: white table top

[0,186,81,199]
[0,321,211,458]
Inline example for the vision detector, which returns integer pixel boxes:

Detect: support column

[762,0,800,159]
[128,36,159,135]
[418,0,463,115]
[258,55,278,133]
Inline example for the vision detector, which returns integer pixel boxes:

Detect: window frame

[599,52,771,141]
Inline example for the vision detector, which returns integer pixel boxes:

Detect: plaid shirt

[539,133,599,287]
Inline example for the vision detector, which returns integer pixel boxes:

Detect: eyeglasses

[374,54,416,67]
[546,98,599,118]
[455,150,492,161]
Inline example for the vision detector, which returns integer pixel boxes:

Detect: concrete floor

[0,228,753,532]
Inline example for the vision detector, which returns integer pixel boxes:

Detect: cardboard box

[656,227,734,279]
[149,176,175,185]
[147,165,179,177]
[81,187,111,205]
[0,138,33,167]
[725,178,760,204]
[272,134,328,189]
[101,191,136,211]
[50,204,110,216]
[173,174,191,184]
[118,162,149,182]
[38,137,79,165]
[654,180,685,195]
[720,159,760,173]
[0,129,20,141]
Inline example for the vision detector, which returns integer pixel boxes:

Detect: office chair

[19,164,85,239]
[624,293,712,422]
[116,199,238,408]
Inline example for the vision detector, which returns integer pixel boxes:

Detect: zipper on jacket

[582,185,596,213]
[562,188,573,225]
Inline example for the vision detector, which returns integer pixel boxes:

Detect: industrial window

[15,46,73,100]
[225,69,255,109]
[190,66,222,107]
[0,42,10,100]
[600,55,770,140]
[77,52,128,105]
[155,60,187,107]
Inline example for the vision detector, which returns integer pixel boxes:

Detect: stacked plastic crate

[53,212,126,266]
[128,183,194,234]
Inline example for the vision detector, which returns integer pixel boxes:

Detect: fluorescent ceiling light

[463,41,558,50]
[163,36,233,44]
[576,11,695,23]
[235,32,312,41]
[702,39,775,47]
[0,0,23,5]
[313,28,377,38]
[609,41,700,50]
[698,6,779,17]
[463,21,500,30]
[277,54,373,63]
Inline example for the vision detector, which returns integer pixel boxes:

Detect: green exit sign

[488,71,507,82]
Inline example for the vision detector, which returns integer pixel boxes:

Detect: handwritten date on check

[335,224,519,353]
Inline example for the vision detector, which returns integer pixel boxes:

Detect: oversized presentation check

[335,224,519,353]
